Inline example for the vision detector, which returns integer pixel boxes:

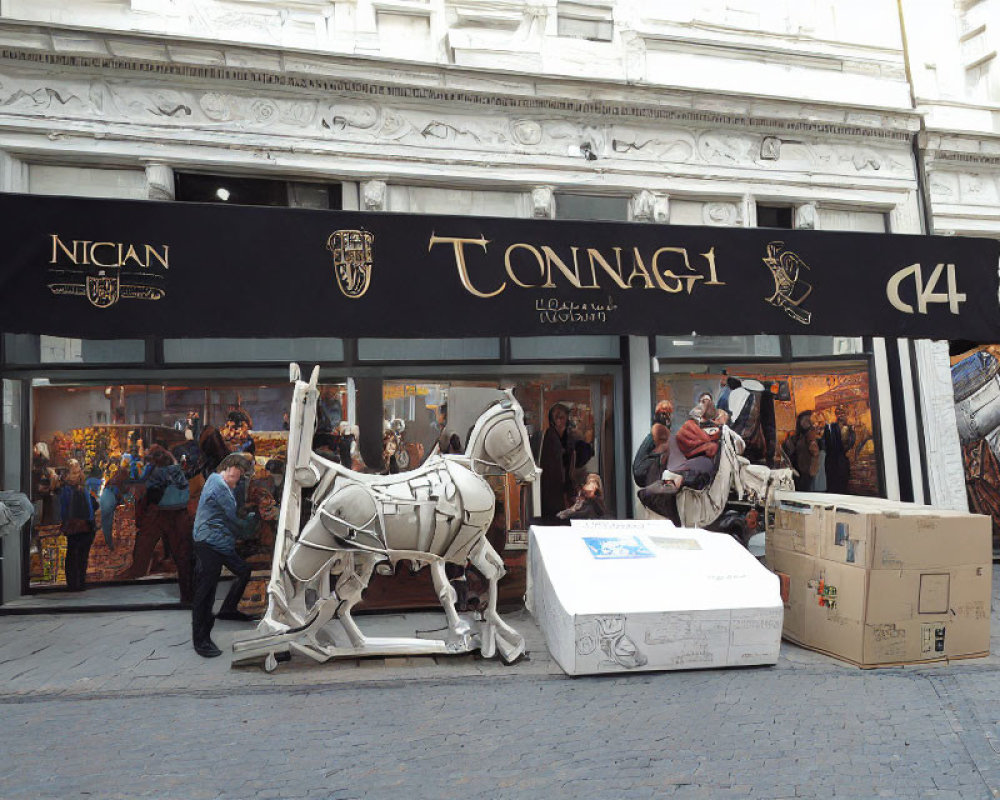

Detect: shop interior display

[233,364,538,672]
[28,384,292,591]
[656,367,878,496]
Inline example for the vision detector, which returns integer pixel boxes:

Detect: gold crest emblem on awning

[86,270,120,309]
[326,229,374,299]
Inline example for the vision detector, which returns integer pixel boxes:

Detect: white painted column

[361,180,387,212]
[889,191,963,508]
[628,334,651,517]
[913,339,968,511]
[0,152,28,193]
[897,338,926,504]
[871,337,901,501]
[531,186,555,219]
[144,163,175,201]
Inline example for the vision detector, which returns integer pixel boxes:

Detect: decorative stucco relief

[0,69,915,179]
[959,172,1000,204]
[703,202,740,226]
[928,169,1000,206]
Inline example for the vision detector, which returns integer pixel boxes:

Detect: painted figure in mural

[695,392,716,425]
[221,409,255,456]
[435,402,463,455]
[823,406,856,494]
[537,403,592,522]
[381,429,401,474]
[59,459,98,591]
[31,442,61,526]
[632,400,674,489]
[783,410,821,491]
[537,403,573,521]
[723,377,777,467]
[232,365,536,671]
[191,453,260,658]
[638,408,732,523]
[125,445,194,603]
[557,473,607,521]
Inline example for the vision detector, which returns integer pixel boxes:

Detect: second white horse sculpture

[233,364,537,671]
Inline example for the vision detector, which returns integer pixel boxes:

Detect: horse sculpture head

[465,392,537,483]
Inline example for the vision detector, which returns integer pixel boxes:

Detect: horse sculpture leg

[430,559,472,645]
[334,551,380,647]
[468,537,525,663]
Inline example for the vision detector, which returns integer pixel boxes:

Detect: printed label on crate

[582,536,654,560]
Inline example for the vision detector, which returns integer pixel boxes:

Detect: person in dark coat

[632,400,673,488]
[537,403,576,522]
[783,411,820,492]
[823,406,856,494]
[58,459,97,591]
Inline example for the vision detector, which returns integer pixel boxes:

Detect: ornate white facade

[0,0,995,510]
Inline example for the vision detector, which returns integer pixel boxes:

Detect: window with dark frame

[174,173,343,210]
[756,204,793,229]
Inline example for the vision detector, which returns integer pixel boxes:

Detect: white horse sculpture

[233,364,537,671]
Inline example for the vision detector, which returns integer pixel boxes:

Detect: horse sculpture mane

[233,364,537,671]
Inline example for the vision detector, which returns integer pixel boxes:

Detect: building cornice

[920,130,1000,169]
[0,19,920,142]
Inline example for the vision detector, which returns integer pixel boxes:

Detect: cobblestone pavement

[2,663,1000,799]
[0,568,998,799]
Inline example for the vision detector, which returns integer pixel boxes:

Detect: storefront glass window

[655,363,878,496]
[555,194,629,221]
[357,338,499,361]
[162,338,344,363]
[26,379,331,599]
[655,335,782,358]
[374,373,616,608]
[24,368,617,613]
[789,336,864,357]
[3,379,21,490]
[509,336,619,360]
[4,334,145,364]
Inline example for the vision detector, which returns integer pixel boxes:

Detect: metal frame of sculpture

[233,364,537,671]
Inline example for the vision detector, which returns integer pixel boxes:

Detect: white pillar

[361,180,386,212]
[144,163,175,201]
[913,339,968,510]
[871,337,901,501]
[0,152,29,193]
[628,335,651,517]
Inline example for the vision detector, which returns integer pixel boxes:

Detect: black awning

[1,192,997,341]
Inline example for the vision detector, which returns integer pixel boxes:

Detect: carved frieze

[0,63,914,182]
[928,169,1000,206]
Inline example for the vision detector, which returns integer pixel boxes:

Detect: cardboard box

[529,521,783,676]
[766,491,991,667]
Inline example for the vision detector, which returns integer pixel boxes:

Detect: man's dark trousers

[192,541,252,646]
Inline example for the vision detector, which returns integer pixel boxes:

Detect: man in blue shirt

[191,453,259,658]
